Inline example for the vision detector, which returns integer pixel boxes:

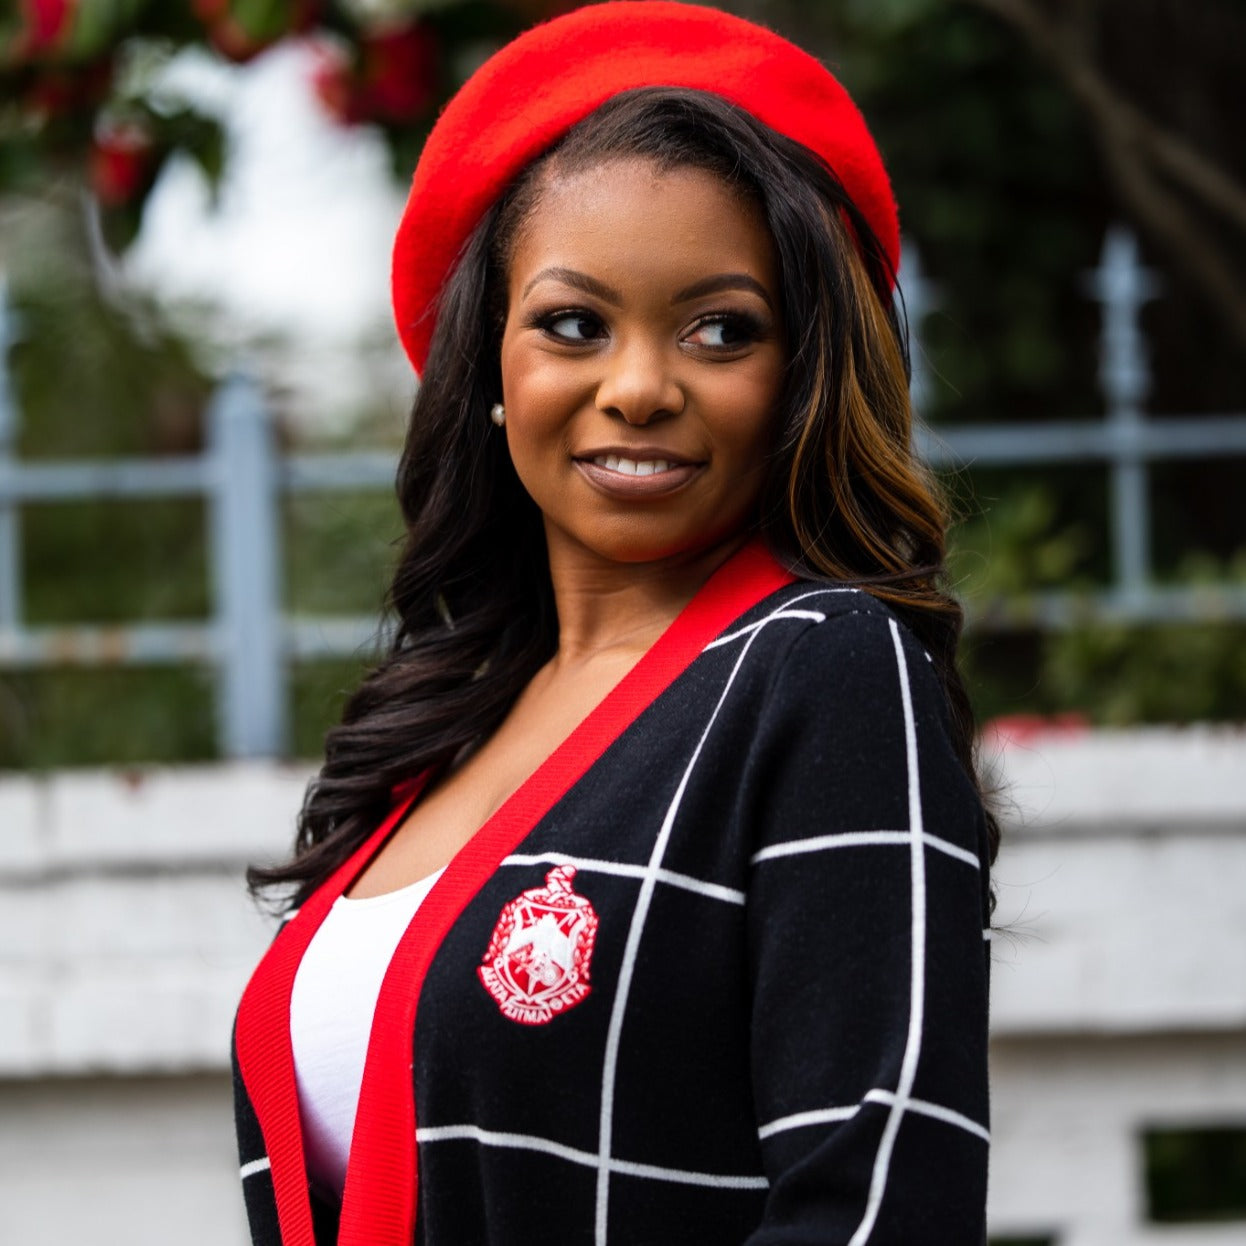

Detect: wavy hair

[249,88,999,905]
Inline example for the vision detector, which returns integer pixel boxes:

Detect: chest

[350,658,639,897]
[407,702,769,1207]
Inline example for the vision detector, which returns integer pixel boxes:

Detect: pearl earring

[490,403,506,427]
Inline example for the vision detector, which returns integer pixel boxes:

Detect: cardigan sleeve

[741,608,991,1245]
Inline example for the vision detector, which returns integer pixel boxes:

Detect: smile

[591,455,676,476]
[573,453,703,497]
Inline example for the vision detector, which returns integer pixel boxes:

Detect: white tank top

[289,867,445,1201]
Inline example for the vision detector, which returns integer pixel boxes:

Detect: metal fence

[910,226,1246,630]
[2,226,1245,758]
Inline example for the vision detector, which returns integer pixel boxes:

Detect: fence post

[206,373,287,758]
[899,238,939,416]
[0,276,21,629]
[1085,226,1161,599]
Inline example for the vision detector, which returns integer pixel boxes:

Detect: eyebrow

[521,267,774,310]
[522,267,622,303]
[673,273,774,310]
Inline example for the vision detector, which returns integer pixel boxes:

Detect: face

[499,157,786,570]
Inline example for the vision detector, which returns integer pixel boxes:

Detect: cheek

[704,367,785,461]
[498,354,581,501]
[501,333,584,417]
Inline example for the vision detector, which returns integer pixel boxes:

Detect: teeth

[591,456,674,476]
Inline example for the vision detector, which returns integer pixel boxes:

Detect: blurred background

[1,1,1244,1242]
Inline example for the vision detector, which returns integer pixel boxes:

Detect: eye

[534,309,606,344]
[683,312,765,352]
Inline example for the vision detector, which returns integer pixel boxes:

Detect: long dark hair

[249,88,999,906]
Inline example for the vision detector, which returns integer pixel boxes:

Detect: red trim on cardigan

[237,540,795,1246]
[234,776,429,1246]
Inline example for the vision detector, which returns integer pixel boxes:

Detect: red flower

[202,17,268,63]
[195,0,322,64]
[309,40,356,123]
[355,21,438,123]
[311,21,439,126]
[21,56,111,121]
[12,0,76,58]
[90,119,155,207]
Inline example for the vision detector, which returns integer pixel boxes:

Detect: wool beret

[391,0,898,375]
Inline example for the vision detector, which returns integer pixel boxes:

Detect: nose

[594,335,685,425]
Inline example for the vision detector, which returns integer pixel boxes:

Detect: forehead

[506,157,776,295]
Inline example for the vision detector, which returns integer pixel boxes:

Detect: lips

[573,447,703,497]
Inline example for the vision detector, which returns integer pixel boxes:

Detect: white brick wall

[0,1074,248,1246]
[983,727,1246,1243]
[988,728,1246,1036]
[0,762,309,1076]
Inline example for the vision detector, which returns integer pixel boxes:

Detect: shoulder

[732,578,976,792]
[712,577,936,701]
[735,580,988,865]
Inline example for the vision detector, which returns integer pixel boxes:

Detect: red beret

[391,0,898,375]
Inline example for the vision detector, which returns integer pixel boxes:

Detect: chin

[563,518,750,568]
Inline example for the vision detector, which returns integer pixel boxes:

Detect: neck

[543,531,752,669]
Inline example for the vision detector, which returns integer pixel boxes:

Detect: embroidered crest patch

[478,865,599,1025]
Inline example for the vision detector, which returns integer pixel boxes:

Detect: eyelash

[527,307,767,352]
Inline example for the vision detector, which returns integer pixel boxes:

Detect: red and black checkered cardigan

[233,541,992,1246]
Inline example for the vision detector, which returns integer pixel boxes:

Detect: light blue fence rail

[2,227,1245,758]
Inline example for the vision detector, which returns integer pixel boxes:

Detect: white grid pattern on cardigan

[590,587,826,1242]
[845,617,930,1245]
[415,1124,771,1189]
[406,591,989,1244]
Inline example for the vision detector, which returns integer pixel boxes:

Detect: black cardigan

[233,542,991,1245]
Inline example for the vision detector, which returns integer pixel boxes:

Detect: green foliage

[6,191,212,460]
[0,485,397,766]
[291,655,374,759]
[0,666,217,768]
[960,614,1246,729]
[1044,559,1246,726]
[22,498,209,623]
[949,484,1246,726]
[754,0,1106,425]
[1145,1126,1246,1223]
[64,0,153,60]
[285,489,402,616]
[949,481,1095,602]
[0,655,388,767]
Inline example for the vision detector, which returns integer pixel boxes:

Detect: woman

[233,5,998,1245]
